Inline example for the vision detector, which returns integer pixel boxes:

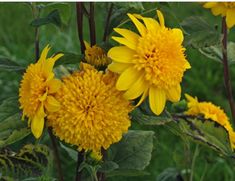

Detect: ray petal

[149,87,166,115]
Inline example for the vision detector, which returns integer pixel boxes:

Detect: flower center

[134,28,187,90]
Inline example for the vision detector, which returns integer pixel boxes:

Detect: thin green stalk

[190,145,199,181]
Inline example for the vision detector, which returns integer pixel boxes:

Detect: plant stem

[48,128,64,181]
[35,27,39,61]
[97,149,106,181]
[76,2,85,54]
[103,3,113,42]
[190,144,199,181]
[222,17,235,124]
[75,150,84,181]
[89,2,96,46]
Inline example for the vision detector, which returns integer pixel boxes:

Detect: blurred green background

[1,2,235,181]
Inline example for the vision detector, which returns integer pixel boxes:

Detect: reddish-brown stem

[103,3,113,42]
[89,2,96,46]
[76,2,85,54]
[222,17,235,124]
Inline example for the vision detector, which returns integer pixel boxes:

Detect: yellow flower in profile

[107,10,190,115]
[203,2,235,28]
[185,94,235,149]
[84,41,111,68]
[19,45,63,139]
[47,63,132,153]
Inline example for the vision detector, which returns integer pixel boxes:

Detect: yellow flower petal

[114,28,139,48]
[116,67,141,91]
[84,41,91,49]
[226,9,235,28]
[167,84,181,102]
[157,10,165,27]
[172,28,184,44]
[211,5,226,16]
[112,36,137,50]
[142,17,160,31]
[38,44,50,63]
[31,104,45,139]
[108,62,131,73]
[123,75,147,100]
[149,87,166,115]
[47,79,62,94]
[108,46,135,63]
[45,96,60,112]
[136,88,149,107]
[127,13,146,36]
[203,2,218,8]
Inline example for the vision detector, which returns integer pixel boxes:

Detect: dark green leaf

[30,9,62,28]
[107,169,150,177]
[60,142,77,161]
[0,57,25,73]
[108,130,154,170]
[0,97,19,122]
[99,161,119,173]
[156,168,183,181]
[54,52,83,67]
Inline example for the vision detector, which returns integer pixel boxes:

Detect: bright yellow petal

[42,53,63,76]
[226,10,235,28]
[149,87,166,115]
[167,84,181,102]
[108,46,135,63]
[211,5,226,16]
[203,2,218,8]
[108,62,132,73]
[185,61,191,69]
[136,88,149,107]
[84,41,91,49]
[112,36,137,50]
[157,10,165,27]
[39,91,48,102]
[47,79,62,94]
[45,96,61,112]
[38,44,50,63]
[172,28,184,44]
[31,104,45,139]
[116,67,141,91]
[127,13,146,36]
[185,94,198,104]
[123,75,147,100]
[142,17,160,31]
[114,28,139,48]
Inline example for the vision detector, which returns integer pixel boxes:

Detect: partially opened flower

[19,45,63,138]
[84,41,111,68]
[47,63,132,154]
[185,94,235,149]
[108,10,190,115]
[203,2,235,28]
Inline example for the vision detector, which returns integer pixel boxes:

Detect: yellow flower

[47,63,132,153]
[19,45,63,139]
[107,10,190,115]
[84,41,111,67]
[203,2,235,28]
[185,94,235,148]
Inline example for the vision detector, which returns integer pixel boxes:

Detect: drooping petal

[226,9,235,28]
[136,88,149,107]
[172,28,184,44]
[112,36,137,50]
[211,5,226,16]
[31,104,45,139]
[47,79,62,94]
[167,84,181,102]
[45,96,60,112]
[108,46,135,63]
[127,13,146,36]
[123,75,147,100]
[108,62,132,73]
[38,44,50,63]
[149,87,166,115]
[157,10,165,27]
[116,67,141,90]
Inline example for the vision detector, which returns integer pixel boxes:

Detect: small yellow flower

[84,41,111,67]
[19,45,63,138]
[203,2,235,28]
[107,10,190,115]
[47,63,132,153]
[185,94,235,148]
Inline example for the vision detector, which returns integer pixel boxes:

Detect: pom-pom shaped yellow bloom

[204,2,235,28]
[108,10,190,115]
[84,41,111,67]
[19,45,63,139]
[185,94,235,149]
[47,63,132,153]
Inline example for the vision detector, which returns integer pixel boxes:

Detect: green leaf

[131,108,172,125]
[0,97,19,122]
[30,9,62,28]
[180,16,221,48]
[176,116,233,156]
[199,42,235,64]
[54,52,82,67]
[115,2,145,11]
[99,161,119,173]
[156,168,183,181]
[107,169,150,177]
[60,142,77,161]
[0,57,25,73]
[108,130,154,170]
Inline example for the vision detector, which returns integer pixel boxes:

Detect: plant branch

[75,150,84,181]
[103,3,113,42]
[221,17,235,124]
[97,148,106,181]
[76,2,85,54]
[48,128,64,181]
[89,2,96,46]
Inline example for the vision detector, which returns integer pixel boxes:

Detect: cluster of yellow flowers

[18,5,235,155]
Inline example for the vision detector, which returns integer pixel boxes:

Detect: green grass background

[1,2,235,181]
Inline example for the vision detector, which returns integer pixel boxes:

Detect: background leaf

[0,57,25,73]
